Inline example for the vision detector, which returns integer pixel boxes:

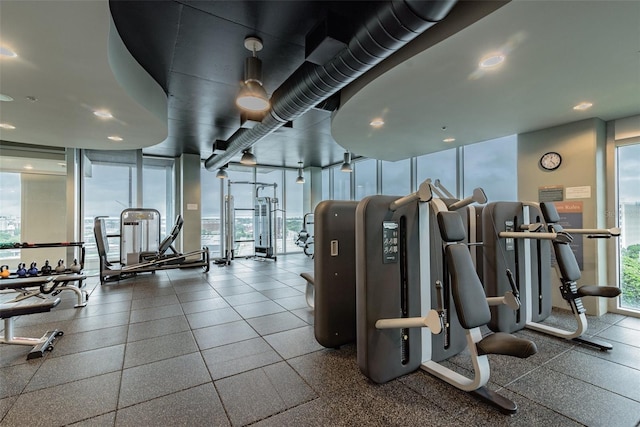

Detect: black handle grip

[505,269,519,299]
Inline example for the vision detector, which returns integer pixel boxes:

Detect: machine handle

[390,180,433,211]
[447,187,487,211]
[506,269,519,299]
[375,310,442,334]
[435,280,444,312]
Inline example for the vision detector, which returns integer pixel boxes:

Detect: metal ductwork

[204,0,458,171]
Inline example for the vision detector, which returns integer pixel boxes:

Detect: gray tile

[181,296,229,314]
[0,396,18,422]
[214,284,255,296]
[0,344,44,368]
[291,307,314,324]
[1,372,120,427]
[224,291,270,306]
[129,303,184,324]
[576,339,640,370]
[260,286,302,299]
[597,324,640,348]
[547,349,640,401]
[215,361,315,426]
[123,330,198,368]
[74,300,131,317]
[118,352,210,408]
[246,311,308,335]
[264,325,324,359]
[69,311,132,334]
[234,300,286,319]
[0,362,40,399]
[176,288,220,303]
[130,294,179,310]
[202,337,283,380]
[126,314,190,342]
[50,325,128,357]
[274,294,308,310]
[115,383,229,426]
[193,320,259,350]
[25,344,125,392]
[68,412,116,426]
[617,316,640,331]
[507,365,640,426]
[186,307,242,329]
[249,281,288,291]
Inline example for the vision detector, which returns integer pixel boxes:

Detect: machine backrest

[438,211,491,329]
[158,215,184,254]
[93,217,109,258]
[540,201,561,223]
[539,202,581,283]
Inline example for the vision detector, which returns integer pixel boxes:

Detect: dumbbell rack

[0,241,88,307]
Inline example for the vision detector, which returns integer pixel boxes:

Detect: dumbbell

[0,265,10,278]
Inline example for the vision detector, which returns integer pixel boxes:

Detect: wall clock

[540,151,562,171]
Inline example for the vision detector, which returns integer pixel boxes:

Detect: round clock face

[540,151,562,171]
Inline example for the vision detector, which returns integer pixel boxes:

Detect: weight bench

[1,274,88,308]
[1,297,63,359]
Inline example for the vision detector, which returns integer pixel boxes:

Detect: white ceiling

[1,0,638,172]
[0,1,167,152]
[332,0,640,161]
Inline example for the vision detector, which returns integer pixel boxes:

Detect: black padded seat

[477,332,538,358]
[540,202,621,300]
[577,285,621,298]
[1,298,61,318]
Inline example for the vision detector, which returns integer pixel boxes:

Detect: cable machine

[223,181,279,265]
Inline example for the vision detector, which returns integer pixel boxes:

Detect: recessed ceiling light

[93,110,113,119]
[0,94,14,102]
[23,164,33,170]
[108,136,123,141]
[573,102,593,111]
[0,123,16,129]
[0,46,18,58]
[369,118,385,128]
[443,137,456,143]
[479,52,505,69]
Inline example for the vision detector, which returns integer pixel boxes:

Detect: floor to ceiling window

[0,144,69,268]
[381,158,411,196]
[462,135,517,202]
[617,143,640,312]
[416,147,458,198]
[354,159,377,200]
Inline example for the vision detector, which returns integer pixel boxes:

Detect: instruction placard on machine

[382,221,399,263]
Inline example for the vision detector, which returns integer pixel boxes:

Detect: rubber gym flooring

[1,255,640,426]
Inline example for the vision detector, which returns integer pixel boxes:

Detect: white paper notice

[187,203,198,210]
[565,186,591,199]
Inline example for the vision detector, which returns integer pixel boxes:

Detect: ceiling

[1,1,638,171]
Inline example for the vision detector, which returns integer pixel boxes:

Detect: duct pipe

[205,0,458,171]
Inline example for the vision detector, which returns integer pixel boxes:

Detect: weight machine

[222,181,279,265]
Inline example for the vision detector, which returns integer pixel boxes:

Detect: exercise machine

[482,201,621,350]
[305,200,359,348]
[94,209,210,285]
[222,181,279,265]
[295,212,314,258]
[356,183,536,413]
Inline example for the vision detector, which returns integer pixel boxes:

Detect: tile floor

[1,255,640,426]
